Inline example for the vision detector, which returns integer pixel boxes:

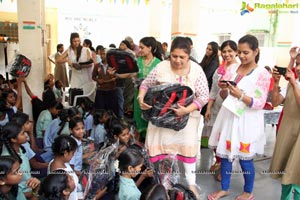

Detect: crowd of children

[0,71,166,200]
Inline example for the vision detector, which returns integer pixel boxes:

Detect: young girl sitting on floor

[69,117,95,176]
[0,122,40,200]
[90,109,110,150]
[109,122,131,157]
[0,156,23,200]
[48,135,78,200]
[35,100,63,149]
[39,169,76,200]
[10,112,48,178]
[42,107,80,163]
[118,148,144,200]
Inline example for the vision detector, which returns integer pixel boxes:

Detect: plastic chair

[73,81,96,106]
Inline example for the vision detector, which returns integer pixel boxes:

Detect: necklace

[142,57,155,76]
[143,57,154,67]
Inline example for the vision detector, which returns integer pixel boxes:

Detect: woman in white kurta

[208,35,270,200]
[137,37,209,195]
[202,40,239,173]
[56,32,93,88]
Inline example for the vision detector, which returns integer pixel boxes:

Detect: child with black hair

[0,122,40,199]
[53,80,64,102]
[90,109,109,150]
[79,98,95,137]
[10,112,48,178]
[48,135,78,200]
[69,117,95,177]
[0,97,11,127]
[39,169,76,200]
[111,122,154,194]
[110,122,131,158]
[35,100,63,149]
[1,78,22,122]
[118,148,144,200]
[0,156,23,200]
[42,107,80,162]
[43,74,55,91]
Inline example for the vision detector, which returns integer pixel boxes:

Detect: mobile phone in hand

[275,65,287,75]
[220,80,237,86]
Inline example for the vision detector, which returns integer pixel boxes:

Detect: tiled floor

[195,125,282,200]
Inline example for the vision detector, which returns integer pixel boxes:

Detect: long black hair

[56,109,69,136]
[39,169,70,200]
[140,37,163,61]
[70,32,83,62]
[200,41,219,68]
[0,122,26,164]
[52,135,77,157]
[93,109,107,126]
[10,112,29,127]
[0,156,19,199]
[118,148,144,173]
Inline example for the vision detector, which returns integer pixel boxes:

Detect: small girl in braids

[0,156,23,200]
[0,121,40,200]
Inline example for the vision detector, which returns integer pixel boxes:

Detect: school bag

[156,155,180,190]
[143,83,194,131]
[83,144,118,200]
[106,48,139,74]
[9,54,32,77]
[168,183,197,200]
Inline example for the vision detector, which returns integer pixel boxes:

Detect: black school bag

[9,54,31,77]
[83,144,118,200]
[106,48,139,74]
[168,183,197,200]
[143,84,194,131]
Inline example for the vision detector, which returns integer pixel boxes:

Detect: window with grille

[0,22,18,43]
[248,30,270,47]
[218,34,231,45]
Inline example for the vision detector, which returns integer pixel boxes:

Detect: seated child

[118,148,144,200]
[69,117,95,176]
[0,122,40,199]
[0,156,23,199]
[53,80,64,102]
[48,135,78,200]
[90,109,109,150]
[42,108,72,162]
[10,112,49,178]
[39,169,76,200]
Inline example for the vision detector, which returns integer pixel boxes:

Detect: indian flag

[23,21,35,30]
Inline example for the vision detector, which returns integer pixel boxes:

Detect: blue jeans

[115,87,124,118]
[221,158,255,193]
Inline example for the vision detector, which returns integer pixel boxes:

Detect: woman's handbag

[143,84,194,131]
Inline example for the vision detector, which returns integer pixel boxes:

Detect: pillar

[17,0,46,119]
[171,0,201,42]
